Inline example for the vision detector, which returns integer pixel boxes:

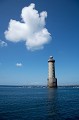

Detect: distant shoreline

[0,85,79,87]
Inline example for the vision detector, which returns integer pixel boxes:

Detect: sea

[0,86,79,120]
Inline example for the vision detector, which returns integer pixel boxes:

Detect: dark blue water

[0,86,79,120]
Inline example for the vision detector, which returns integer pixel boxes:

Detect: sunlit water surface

[0,86,79,120]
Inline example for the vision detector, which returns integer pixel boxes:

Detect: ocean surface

[0,86,79,120]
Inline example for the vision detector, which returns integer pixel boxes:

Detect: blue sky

[0,0,79,85]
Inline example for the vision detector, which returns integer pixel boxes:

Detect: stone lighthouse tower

[48,56,57,88]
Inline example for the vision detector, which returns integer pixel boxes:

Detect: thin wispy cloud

[5,3,51,51]
[0,40,7,47]
[16,63,23,67]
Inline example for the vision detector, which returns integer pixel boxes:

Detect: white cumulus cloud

[16,63,22,67]
[4,3,51,51]
[0,40,7,47]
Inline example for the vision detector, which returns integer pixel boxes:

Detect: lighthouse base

[48,78,57,88]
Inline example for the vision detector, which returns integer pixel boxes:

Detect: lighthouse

[47,56,57,88]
